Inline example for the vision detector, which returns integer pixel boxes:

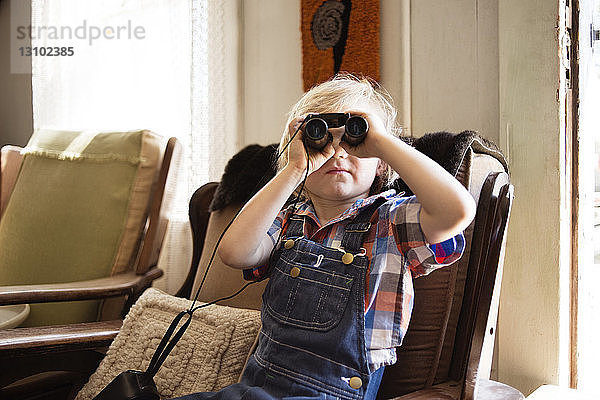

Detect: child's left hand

[338,109,388,159]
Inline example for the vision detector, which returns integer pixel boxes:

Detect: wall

[240,0,499,145]
[498,0,564,395]
[410,0,499,142]
[240,0,301,147]
[0,0,33,148]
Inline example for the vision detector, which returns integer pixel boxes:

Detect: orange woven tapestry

[301,0,380,91]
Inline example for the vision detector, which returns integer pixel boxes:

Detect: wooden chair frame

[0,137,178,399]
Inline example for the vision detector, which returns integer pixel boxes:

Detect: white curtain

[31,0,236,294]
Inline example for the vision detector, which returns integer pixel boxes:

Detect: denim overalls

[174,199,385,400]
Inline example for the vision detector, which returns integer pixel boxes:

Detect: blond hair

[278,73,402,194]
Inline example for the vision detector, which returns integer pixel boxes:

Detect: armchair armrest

[0,320,122,357]
[390,379,524,400]
[391,381,461,399]
[0,267,163,306]
[0,320,122,390]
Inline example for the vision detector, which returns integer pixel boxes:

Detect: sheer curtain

[31,0,236,294]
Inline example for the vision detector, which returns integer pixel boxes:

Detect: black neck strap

[145,310,193,378]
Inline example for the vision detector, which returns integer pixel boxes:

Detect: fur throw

[209,144,278,212]
[391,130,507,196]
[209,131,507,211]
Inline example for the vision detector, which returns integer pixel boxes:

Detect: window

[28,0,237,293]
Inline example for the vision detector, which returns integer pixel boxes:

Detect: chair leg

[0,350,105,400]
[0,371,82,400]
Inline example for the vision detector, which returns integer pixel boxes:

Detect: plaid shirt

[243,189,465,371]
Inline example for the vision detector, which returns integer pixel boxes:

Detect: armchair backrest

[461,178,513,399]
[378,146,512,399]
[179,183,268,309]
[135,136,180,275]
[1,135,178,276]
[0,131,179,326]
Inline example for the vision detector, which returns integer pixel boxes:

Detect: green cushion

[0,129,149,326]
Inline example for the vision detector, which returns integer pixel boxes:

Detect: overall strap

[341,197,387,253]
[283,214,305,238]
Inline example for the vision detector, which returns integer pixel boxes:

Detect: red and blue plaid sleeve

[242,263,270,281]
[392,196,466,278]
[429,236,465,265]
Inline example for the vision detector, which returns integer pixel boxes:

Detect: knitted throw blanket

[76,289,261,399]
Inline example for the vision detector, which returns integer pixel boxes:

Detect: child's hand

[285,116,335,175]
[338,110,388,159]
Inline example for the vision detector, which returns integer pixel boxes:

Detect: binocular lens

[302,114,368,150]
[345,116,369,138]
[305,118,328,140]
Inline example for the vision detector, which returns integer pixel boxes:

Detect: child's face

[305,126,381,203]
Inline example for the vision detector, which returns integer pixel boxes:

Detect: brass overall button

[349,376,363,389]
[342,252,354,265]
[290,267,300,278]
[284,239,295,249]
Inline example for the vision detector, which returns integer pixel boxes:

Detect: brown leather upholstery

[378,149,507,397]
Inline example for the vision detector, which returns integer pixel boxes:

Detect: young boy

[175,74,475,399]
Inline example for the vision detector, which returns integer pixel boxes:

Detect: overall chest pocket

[263,255,354,331]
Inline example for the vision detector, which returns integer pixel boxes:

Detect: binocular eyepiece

[302,113,368,150]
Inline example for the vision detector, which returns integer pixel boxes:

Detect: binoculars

[302,113,368,150]
[92,370,159,400]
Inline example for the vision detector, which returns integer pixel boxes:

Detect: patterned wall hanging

[301,0,380,91]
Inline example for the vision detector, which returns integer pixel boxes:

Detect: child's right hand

[285,116,335,176]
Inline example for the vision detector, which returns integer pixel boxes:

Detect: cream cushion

[76,288,261,399]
